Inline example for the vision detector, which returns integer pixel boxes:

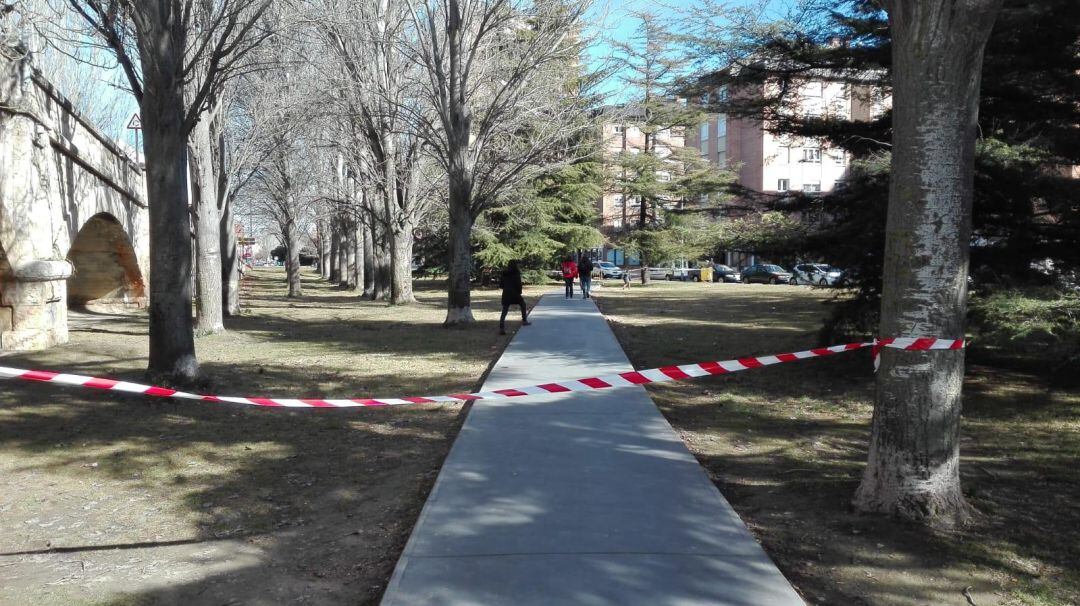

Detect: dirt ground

[0,268,540,606]
[597,281,1080,606]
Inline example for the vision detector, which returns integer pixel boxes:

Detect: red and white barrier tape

[0,338,963,409]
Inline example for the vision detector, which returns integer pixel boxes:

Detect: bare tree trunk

[136,8,199,382]
[318,219,331,280]
[853,0,1003,527]
[329,226,341,284]
[390,219,416,304]
[346,219,358,290]
[215,118,240,317]
[189,115,225,336]
[371,221,391,301]
[445,182,474,324]
[358,218,371,291]
[338,218,350,288]
[362,214,375,298]
[285,213,302,298]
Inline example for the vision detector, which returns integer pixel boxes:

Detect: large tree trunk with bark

[219,193,239,316]
[352,220,365,292]
[338,218,350,288]
[318,219,331,280]
[284,213,303,298]
[189,115,224,336]
[362,216,375,297]
[371,221,391,301]
[346,220,358,290]
[444,179,475,324]
[853,0,1003,527]
[215,120,239,317]
[137,7,199,382]
[329,227,341,284]
[390,219,416,304]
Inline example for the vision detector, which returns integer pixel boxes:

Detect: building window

[777,179,790,192]
[718,86,729,102]
[802,148,822,163]
[803,182,822,192]
[658,172,672,182]
[699,122,710,155]
[717,114,727,137]
[834,179,847,190]
[613,194,625,208]
[833,152,846,165]
[804,81,823,97]
[614,125,625,134]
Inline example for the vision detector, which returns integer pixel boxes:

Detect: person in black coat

[578,256,594,299]
[499,260,531,335]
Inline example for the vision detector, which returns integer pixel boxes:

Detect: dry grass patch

[597,281,1080,606]
[0,267,540,605]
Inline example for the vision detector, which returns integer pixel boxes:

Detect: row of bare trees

[227,0,595,315]
[8,0,594,383]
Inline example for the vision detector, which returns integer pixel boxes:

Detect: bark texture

[352,220,364,291]
[219,193,239,316]
[285,212,302,298]
[329,228,341,284]
[189,114,224,336]
[853,0,1003,527]
[345,220,358,290]
[390,219,416,304]
[135,3,199,381]
[371,221,390,301]
[362,218,375,297]
[337,219,350,288]
[444,181,474,324]
[216,119,240,317]
[318,220,331,280]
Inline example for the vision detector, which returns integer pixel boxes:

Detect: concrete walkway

[381,294,804,605]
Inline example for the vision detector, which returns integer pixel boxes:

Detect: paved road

[381,294,804,605]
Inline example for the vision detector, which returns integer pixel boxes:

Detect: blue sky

[584,0,788,101]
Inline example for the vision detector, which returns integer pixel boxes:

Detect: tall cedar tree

[611,13,740,279]
[474,158,606,273]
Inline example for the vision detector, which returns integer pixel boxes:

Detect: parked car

[646,265,671,280]
[594,261,623,279]
[711,263,741,283]
[741,264,793,284]
[790,263,844,286]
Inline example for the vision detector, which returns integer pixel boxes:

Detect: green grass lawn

[597,281,1080,606]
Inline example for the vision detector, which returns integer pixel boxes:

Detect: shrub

[968,287,1080,372]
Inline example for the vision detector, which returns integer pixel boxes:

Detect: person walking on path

[499,260,531,335]
[622,268,631,290]
[578,256,594,299]
[560,256,578,299]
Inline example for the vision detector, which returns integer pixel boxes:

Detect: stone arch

[66,213,147,309]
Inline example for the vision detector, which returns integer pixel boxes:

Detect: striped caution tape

[0,338,963,409]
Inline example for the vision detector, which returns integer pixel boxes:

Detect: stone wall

[0,42,148,350]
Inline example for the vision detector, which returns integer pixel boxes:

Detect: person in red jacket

[560,256,578,299]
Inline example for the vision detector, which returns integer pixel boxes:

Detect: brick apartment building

[684,80,889,199]
[592,81,888,268]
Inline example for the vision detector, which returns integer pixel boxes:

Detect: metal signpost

[126,113,142,165]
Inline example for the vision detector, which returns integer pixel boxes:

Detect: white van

[648,260,696,281]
